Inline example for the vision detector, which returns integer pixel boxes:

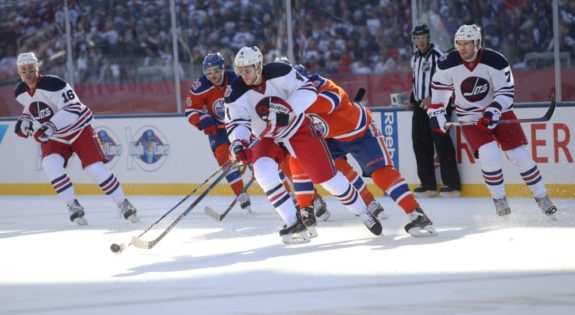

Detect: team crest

[95,126,122,168]
[460,76,490,102]
[211,98,226,121]
[308,114,329,137]
[128,126,170,171]
[28,101,53,123]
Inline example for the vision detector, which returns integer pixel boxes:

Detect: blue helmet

[293,64,309,78]
[202,53,224,71]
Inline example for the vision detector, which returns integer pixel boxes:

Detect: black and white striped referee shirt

[410,44,444,103]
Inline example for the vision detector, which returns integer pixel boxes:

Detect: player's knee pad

[41,154,66,179]
[505,145,536,172]
[253,157,281,190]
[477,141,502,172]
[84,161,111,183]
[318,171,349,196]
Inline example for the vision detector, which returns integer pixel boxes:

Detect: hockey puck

[110,243,123,254]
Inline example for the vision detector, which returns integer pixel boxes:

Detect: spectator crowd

[0,0,574,85]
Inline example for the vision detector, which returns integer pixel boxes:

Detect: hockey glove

[427,104,448,134]
[477,102,502,131]
[256,96,292,137]
[230,139,252,166]
[34,121,56,143]
[198,116,218,136]
[14,114,34,138]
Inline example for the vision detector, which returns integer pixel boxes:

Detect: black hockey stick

[110,160,233,254]
[204,176,256,221]
[354,87,366,102]
[445,98,556,128]
[131,160,239,249]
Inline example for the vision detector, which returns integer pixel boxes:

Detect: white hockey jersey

[224,62,317,143]
[431,48,515,122]
[15,75,93,144]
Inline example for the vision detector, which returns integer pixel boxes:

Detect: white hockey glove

[427,104,448,134]
[34,121,56,142]
[477,102,502,131]
[255,96,293,137]
[14,114,34,138]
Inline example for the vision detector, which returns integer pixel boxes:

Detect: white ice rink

[1,194,574,315]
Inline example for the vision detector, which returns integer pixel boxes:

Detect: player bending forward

[225,46,381,244]
[428,25,557,218]
[185,52,251,211]
[13,52,139,225]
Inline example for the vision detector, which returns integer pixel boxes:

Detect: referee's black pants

[411,104,461,190]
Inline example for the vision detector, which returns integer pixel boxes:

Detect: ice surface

[1,195,574,315]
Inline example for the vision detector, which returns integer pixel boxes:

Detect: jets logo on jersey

[211,98,226,121]
[28,101,53,123]
[308,114,329,137]
[255,96,291,121]
[460,76,490,102]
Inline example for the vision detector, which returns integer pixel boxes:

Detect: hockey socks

[371,166,420,214]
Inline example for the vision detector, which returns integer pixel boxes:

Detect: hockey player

[292,64,436,237]
[13,52,139,225]
[428,24,557,218]
[225,46,382,244]
[185,52,251,212]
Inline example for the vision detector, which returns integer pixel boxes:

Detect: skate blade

[546,213,557,221]
[318,210,331,222]
[282,231,311,244]
[241,204,253,213]
[73,217,88,226]
[306,226,318,238]
[408,226,437,237]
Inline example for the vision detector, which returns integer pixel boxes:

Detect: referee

[409,24,461,197]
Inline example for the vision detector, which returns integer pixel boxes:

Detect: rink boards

[0,103,573,197]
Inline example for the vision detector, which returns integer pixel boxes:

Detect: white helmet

[454,24,482,48]
[234,46,263,69]
[16,52,39,67]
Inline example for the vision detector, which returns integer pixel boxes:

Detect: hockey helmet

[454,24,482,47]
[16,52,39,67]
[234,46,263,70]
[411,24,430,37]
[202,53,225,71]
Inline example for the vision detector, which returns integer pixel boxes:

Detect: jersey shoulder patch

[191,76,213,93]
[308,74,326,89]
[480,49,509,70]
[262,63,292,80]
[225,77,250,103]
[37,75,67,91]
[14,81,27,98]
[437,50,462,70]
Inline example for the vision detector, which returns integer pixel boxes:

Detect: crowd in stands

[0,0,574,85]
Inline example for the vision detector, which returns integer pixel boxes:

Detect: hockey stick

[204,176,256,221]
[109,160,232,254]
[131,160,239,250]
[445,98,556,128]
[354,87,366,102]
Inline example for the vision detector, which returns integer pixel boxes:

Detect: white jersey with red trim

[224,62,317,143]
[15,74,93,143]
[431,48,515,122]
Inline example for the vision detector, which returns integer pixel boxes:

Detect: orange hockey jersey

[305,74,371,141]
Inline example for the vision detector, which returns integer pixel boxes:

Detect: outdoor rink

[1,194,574,315]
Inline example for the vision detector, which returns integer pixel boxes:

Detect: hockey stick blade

[445,98,556,128]
[131,235,156,249]
[204,177,256,222]
[354,88,366,102]
[204,206,225,221]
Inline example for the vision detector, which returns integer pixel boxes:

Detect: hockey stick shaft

[354,87,366,102]
[132,160,239,249]
[205,176,256,221]
[445,98,556,128]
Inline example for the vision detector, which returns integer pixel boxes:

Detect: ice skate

[367,200,387,219]
[300,207,318,238]
[493,197,511,216]
[238,192,252,213]
[535,195,557,220]
[279,213,311,244]
[439,186,461,198]
[413,186,438,198]
[404,208,436,237]
[359,210,382,236]
[313,194,330,221]
[68,199,88,226]
[119,199,140,223]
